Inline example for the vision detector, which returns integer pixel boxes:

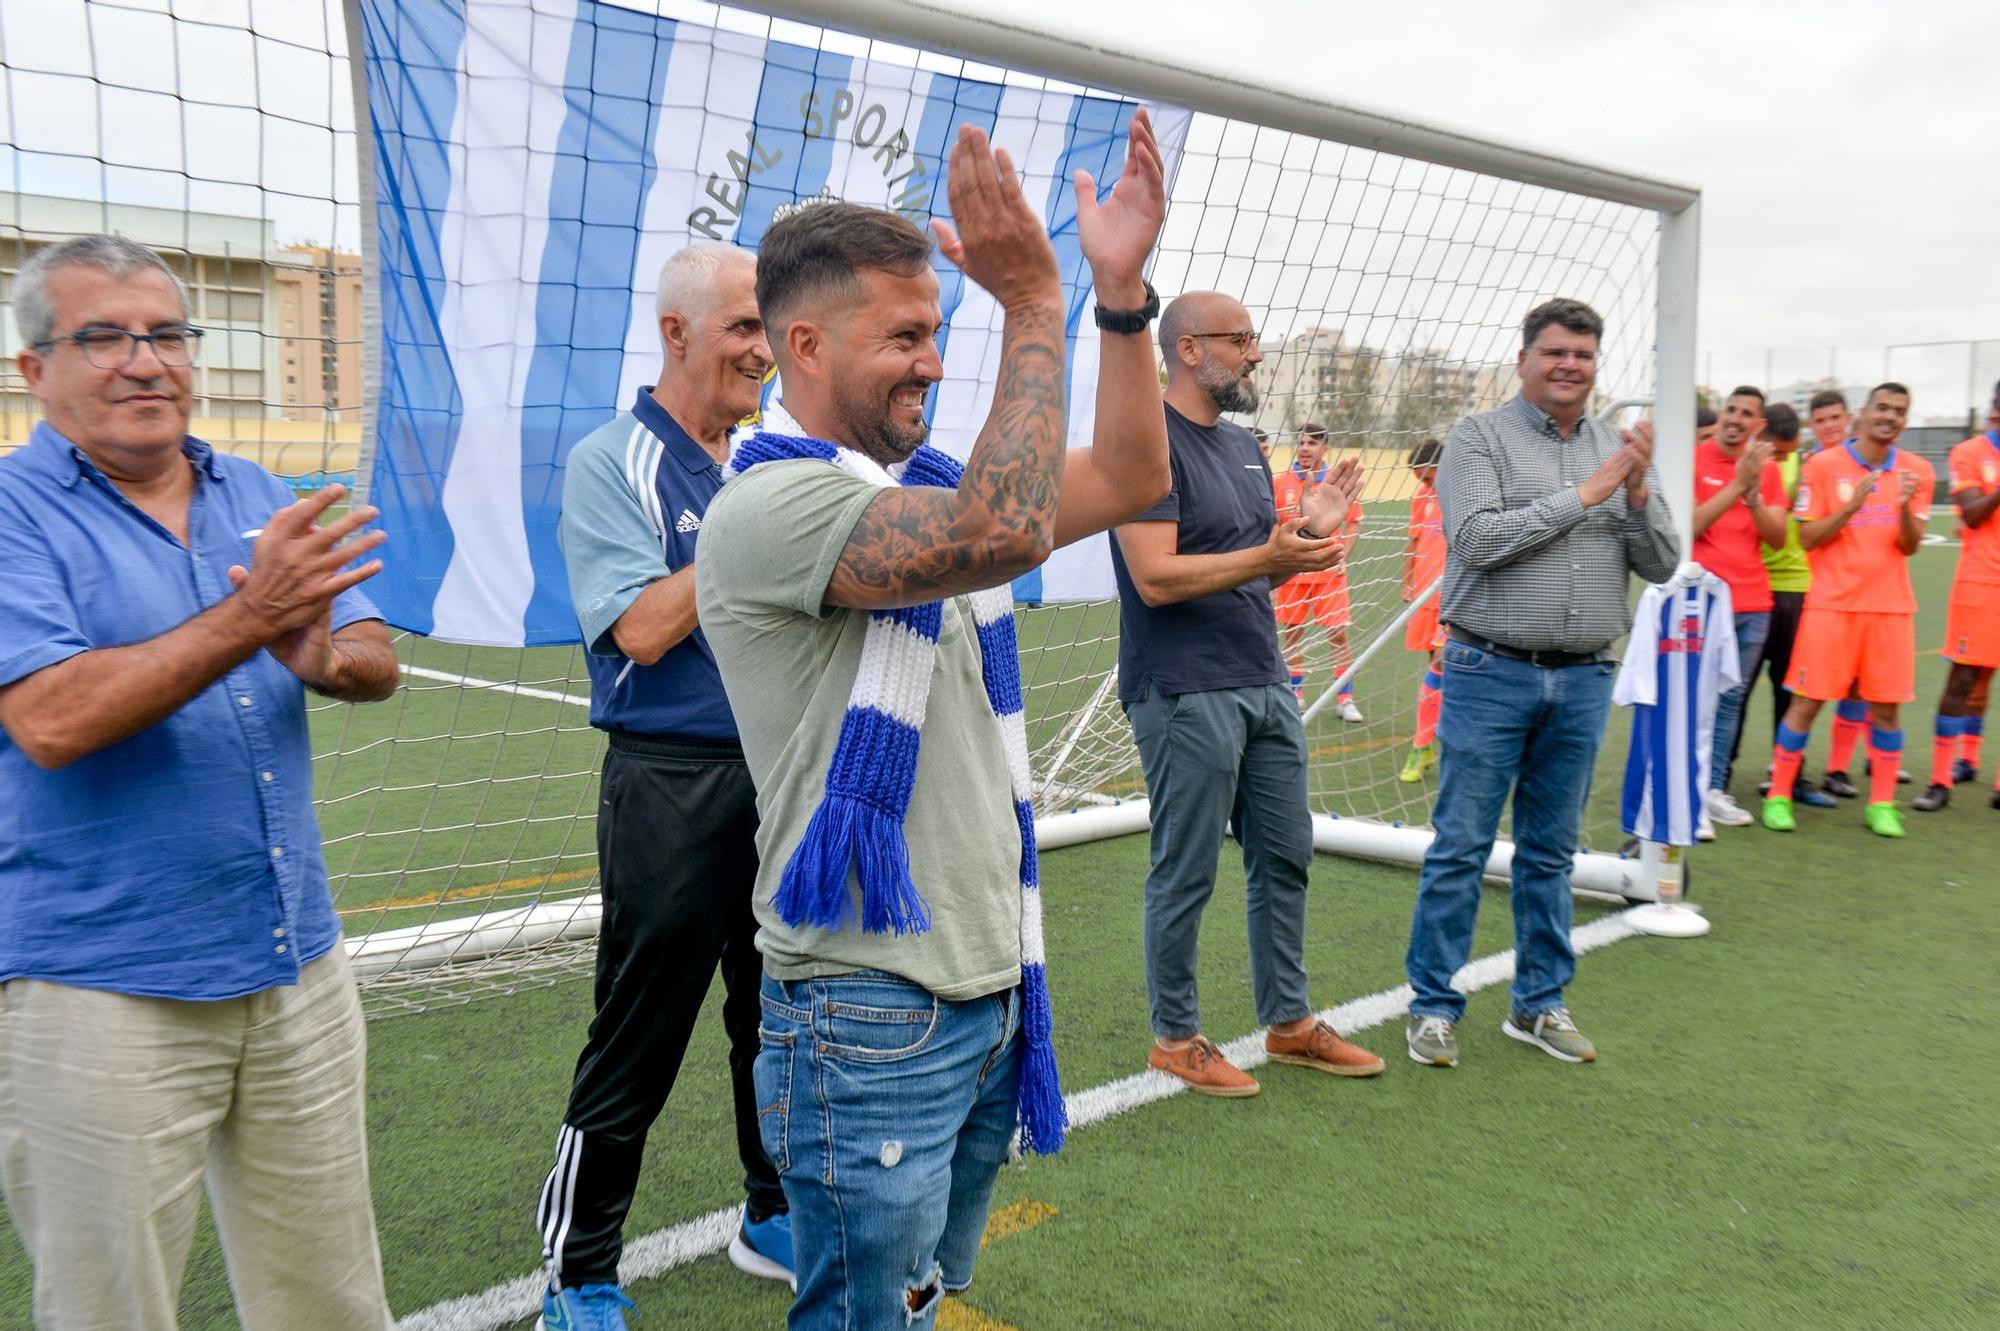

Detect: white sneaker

[1696,815,1716,843]
[1703,788,1754,827]
[1336,699,1364,723]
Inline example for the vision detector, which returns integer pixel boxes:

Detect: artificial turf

[3,544,1995,1330]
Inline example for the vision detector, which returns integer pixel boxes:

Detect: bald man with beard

[1109,290,1385,1097]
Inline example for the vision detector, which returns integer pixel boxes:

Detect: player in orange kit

[1273,422,1364,719]
[1763,383,1935,837]
[1399,438,1446,782]
[1913,382,2000,811]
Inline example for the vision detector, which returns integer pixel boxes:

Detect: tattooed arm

[824,124,1068,611]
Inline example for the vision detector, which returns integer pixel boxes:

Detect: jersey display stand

[1614,563,1739,939]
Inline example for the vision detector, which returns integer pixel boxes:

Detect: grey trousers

[1126,682,1316,1039]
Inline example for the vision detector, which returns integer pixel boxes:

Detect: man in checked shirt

[1403,298,1680,1070]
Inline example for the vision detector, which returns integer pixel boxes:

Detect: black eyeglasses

[32,325,206,369]
[1185,330,1259,353]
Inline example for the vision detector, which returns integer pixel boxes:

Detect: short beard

[1196,356,1257,414]
[832,374,931,466]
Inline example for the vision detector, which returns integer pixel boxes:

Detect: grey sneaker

[1502,1007,1597,1063]
[1406,1014,1458,1067]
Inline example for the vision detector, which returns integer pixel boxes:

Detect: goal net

[0,0,1689,1013]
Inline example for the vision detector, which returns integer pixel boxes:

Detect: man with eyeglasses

[1403,297,1679,1071]
[0,235,400,1329]
[1111,290,1385,1097]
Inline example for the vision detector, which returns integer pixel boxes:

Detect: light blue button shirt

[0,423,380,999]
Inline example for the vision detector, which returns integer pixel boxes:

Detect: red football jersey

[1692,439,1788,613]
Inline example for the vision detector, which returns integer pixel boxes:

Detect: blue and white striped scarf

[723,404,1066,1155]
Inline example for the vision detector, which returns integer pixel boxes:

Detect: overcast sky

[7,0,1992,411]
[962,0,1998,370]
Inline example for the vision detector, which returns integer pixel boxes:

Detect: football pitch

[3,542,1996,1330]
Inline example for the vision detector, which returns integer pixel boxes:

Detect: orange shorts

[1785,608,1916,703]
[1274,573,1350,629]
[1943,580,2000,668]
[1404,599,1445,653]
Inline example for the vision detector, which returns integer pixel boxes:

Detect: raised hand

[1075,107,1166,308]
[1899,469,1923,506]
[930,125,1060,311]
[229,484,386,638]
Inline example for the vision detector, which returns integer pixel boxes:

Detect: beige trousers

[0,946,393,1331]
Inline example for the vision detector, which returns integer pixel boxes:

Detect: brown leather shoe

[1148,1035,1260,1097]
[1265,1019,1385,1077]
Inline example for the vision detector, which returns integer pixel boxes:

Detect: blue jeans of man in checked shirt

[755,971,1022,1330]
[1406,640,1617,1021]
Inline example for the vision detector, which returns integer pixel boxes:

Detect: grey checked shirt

[1437,394,1681,653]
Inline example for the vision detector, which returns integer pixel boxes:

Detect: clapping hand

[1734,437,1772,494]
[227,484,385,687]
[1299,455,1363,537]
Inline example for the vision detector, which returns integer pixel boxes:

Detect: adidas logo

[674,508,702,534]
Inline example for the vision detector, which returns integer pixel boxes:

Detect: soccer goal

[0,0,1694,1011]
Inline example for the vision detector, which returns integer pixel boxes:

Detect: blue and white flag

[356,0,1191,645]
[1612,569,1740,846]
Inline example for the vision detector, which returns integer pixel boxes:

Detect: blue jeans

[755,972,1021,1331]
[1406,641,1617,1021]
[1707,609,1770,790]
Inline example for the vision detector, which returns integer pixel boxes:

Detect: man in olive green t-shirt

[697,119,1169,1329]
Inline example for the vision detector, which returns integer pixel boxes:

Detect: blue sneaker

[729,1210,796,1290]
[539,1283,634,1331]
[1796,784,1838,809]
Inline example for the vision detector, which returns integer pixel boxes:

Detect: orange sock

[1829,714,1867,773]
[1770,744,1806,800]
[1963,730,1984,769]
[1932,732,1958,788]
[1868,732,1902,804]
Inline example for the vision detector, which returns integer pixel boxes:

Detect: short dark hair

[756,202,934,333]
[1251,426,1269,441]
[1867,381,1911,406]
[1409,437,1442,468]
[1763,402,1799,442]
[1728,384,1765,405]
[1298,421,1327,442]
[1807,388,1848,413]
[1696,406,1717,429]
[1521,298,1603,349]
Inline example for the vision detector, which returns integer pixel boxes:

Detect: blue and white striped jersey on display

[1613,569,1741,846]
[357,0,1191,644]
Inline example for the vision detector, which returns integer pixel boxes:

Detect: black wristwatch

[1092,280,1159,335]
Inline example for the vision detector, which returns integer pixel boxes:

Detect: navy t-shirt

[1109,404,1289,702]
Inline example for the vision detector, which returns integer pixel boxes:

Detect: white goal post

[749,0,1701,551]
[333,0,1701,997]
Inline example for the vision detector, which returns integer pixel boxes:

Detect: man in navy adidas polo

[533,244,788,1331]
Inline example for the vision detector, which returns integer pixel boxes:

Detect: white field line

[400,664,592,709]
[396,910,1641,1331]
